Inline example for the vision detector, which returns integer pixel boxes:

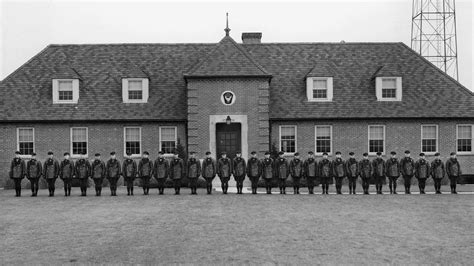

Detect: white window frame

[314,125,332,156]
[159,126,177,156]
[306,77,333,102]
[52,79,79,104]
[122,78,149,103]
[368,125,386,155]
[16,127,35,158]
[279,125,297,155]
[421,124,438,155]
[375,77,402,101]
[456,124,474,155]
[123,127,142,157]
[70,127,88,158]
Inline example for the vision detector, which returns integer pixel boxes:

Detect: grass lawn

[1,186,473,264]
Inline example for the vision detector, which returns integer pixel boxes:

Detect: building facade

[1,29,473,188]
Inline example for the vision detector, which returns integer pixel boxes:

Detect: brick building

[1,28,473,188]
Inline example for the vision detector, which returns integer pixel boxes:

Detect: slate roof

[1,35,473,121]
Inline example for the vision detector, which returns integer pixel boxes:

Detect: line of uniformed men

[9,148,462,197]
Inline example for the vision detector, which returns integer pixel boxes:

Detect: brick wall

[271,119,474,175]
[0,122,186,188]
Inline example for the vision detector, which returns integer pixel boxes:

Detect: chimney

[242,32,262,44]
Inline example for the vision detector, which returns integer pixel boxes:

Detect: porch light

[226,116,232,125]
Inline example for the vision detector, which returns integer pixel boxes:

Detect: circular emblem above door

[221,91,236,105]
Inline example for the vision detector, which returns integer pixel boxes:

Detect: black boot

[127,187,130,196]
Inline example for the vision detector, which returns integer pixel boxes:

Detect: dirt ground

[1,186,473,264]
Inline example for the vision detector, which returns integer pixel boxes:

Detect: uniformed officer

[446,152,461,194]
[154,151,169,195]
[261,151,274,194]
[289,152,303,194]
[106,151,121,196]
[122,151,137,196]
[169,150,185,195]
[26,152,42,197]
[187,151,201,195]
[217,151,233,194]
[275,151,290,194]
[415,153,430,194]
[75,152,91,196]
[10,151,26,197]
[59,152,74,196]
[319,152,332,194]
[386,151,401,194]
[400,150,415,194]
[91,153,106,196]
[201,151,216,194]
[430,152,445,194]
[332,151,346,194]
[345,152,359,194]
[246,151,262,194]
[43,151,59,197]
[303,151,318,194]
[358,152,372,194]
[231,151,245,194]
[372,152,386,194]
[138,151,153,195]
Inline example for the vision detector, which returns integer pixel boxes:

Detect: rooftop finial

[224,12,230,36]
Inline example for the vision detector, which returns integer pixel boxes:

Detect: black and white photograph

[0,0,473,264]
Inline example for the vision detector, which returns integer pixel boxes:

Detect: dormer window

[52,79,79,104]
[122,78,149,103]
[376,77,402,101]
[306,77,333,102]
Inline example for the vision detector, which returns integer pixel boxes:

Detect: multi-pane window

[160,127,177,154]
[17,128,34,156]
[457,125,473,153]
[306,77,333,101]
[381,78,397,98]
[369,125,385,154]
[128,80,143,100]
[312,79,328,99]
[421,125,438,153]
[58,80,73,101]
[315,125,331,154]
[280,126,296,153]
[71,127,88,156]
[125,127,141,155]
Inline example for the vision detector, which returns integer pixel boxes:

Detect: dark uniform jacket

[59,159,74,180]
[289,158,303,178]
[217,158,233,179]
[106,159,121,179]
[187,158,201,179]
[385,158,400,178]
[201,158,217,179]
[246,157,262,178]
[430,159,445,179]
[261,158,274,180]
[318,159,332,179]
[153,158,169,179]
[303,158,318,179]
[445,158,461,177]
[26,159,42,179]
[169,158,185,180]
[138,158,153,178]
[372,158,386,178]
[91,159,106,179]
[232,157,247,179]
[10,158,26,179]
[274,157,290,179]
[332,158,346,178]
[358,159,372,179]
[345,158,359,178]
[43,158,59,179]
[75,159,91,179]
[400,157,415,177]
[415,158,430,179]
[122,159,137,179]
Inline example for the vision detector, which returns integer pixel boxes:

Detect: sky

[1,0,472,90]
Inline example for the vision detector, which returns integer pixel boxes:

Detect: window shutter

[396,77,402,101]
[122,79,128,103]
[143,78,149,102]
[72,79,80,103]
[52,80,59,103]
[375,77,382,100]
[306,78,313,100]
[327,77,334,101]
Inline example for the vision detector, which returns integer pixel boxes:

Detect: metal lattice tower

[411,0,459,80]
